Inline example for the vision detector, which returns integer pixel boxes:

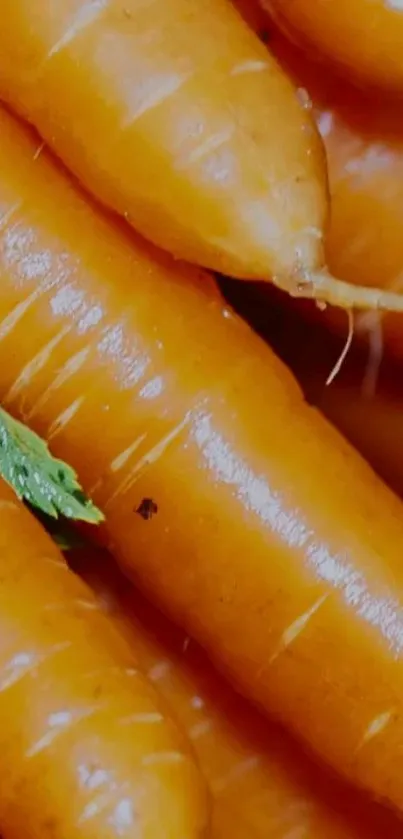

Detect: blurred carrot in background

[0,2,401,309]
[261,0,403,94]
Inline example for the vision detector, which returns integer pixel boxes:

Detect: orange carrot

[3,104,403,810]
[0,478,208,839]
[244,27,403,362]
[319,362,403,502]
[230,0,269,37]
[317,77,403,363]
[256,296,403,503]
[1,2,403,311]
[76,546,403,839]
[261,0,403,93]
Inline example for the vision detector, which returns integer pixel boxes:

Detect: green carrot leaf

[0,408,103,524]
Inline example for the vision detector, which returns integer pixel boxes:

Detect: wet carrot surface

[76,546,403,839]
[3,2,403,311]
[0,0,327,284]
[2,105,403,811]
[0,480,208,839]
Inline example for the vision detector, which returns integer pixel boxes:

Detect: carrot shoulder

[0,479,208,839]
[3,105,403,810]
[77,546,403,839]
[1,2,403,312]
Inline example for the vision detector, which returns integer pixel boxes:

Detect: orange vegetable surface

[243,24,403,360]
[319,362,403,502]
[262,296,403,504]
[231,0,403,356]
[282,30,403,350]
[0,1,402,310]
[76,546,403,839]
[3,106,403,810]
[262,0,403,93]
[0,0,326,285]
[0,479,208,839]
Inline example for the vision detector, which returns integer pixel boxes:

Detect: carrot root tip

[272,268,403,312]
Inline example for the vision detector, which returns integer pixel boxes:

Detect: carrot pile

[0,1,402,837]
[1,0,403,311]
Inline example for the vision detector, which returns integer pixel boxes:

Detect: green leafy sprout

[0,408,104,531]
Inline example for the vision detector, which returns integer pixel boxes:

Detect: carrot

[1,3,403,312]
[0,478,208,839]
[243,27,403,362]
[256,295,403,503]
[75,546,403,839]
[4,104,403,811]
[319,362,403,502]
[318,81,403,363]
[230,0,269,36]
[261,0,403,92]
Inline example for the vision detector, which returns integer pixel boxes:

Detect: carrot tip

[272,268,403,312]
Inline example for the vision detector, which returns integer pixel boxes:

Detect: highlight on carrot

[1,4,403,311]
[0,478,209,839]
[4,105,403,812]
[74,546,403,839]
[261,0,403,93]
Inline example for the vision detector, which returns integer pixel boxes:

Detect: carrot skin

[3,106,403,810]
[258,297,403,504]
[0,0,328,281]
[262,0,403,93]
[319,364,403,502]
[247,28,403,360]
[76,546,403,839]
[2,3,403,312]
[0,480,208,839]
[319,85,403,362]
